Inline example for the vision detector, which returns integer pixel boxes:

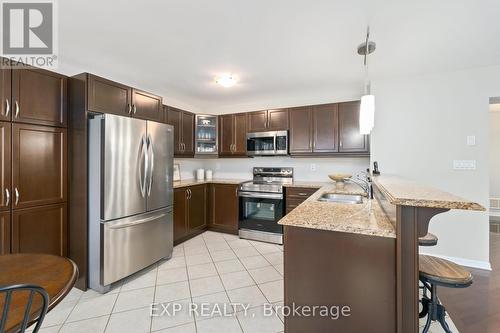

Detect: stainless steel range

[238,167,293,244]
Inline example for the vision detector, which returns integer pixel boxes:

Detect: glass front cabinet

[195,115,218,156]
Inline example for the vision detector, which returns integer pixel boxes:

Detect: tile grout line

[219,233,283,331]
[182,241,198,333]
[200,232,245,332]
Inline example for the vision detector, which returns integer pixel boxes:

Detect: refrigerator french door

[88,114,174,292]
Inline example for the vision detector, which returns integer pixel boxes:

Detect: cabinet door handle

[298,192,309,196]
[5,188,9,206]
[339,140,343,148]
[14,101,19,118]
[133,104,137,114]
[5,99,9,117]
[14,187,19,206]
[128,104,132,114]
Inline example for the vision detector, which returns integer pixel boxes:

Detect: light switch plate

[466,136,476,146]
[453,160,476,170]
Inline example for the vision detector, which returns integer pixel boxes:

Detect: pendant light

[358,26,376,135]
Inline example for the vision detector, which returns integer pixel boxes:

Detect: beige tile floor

[27,231,459,333]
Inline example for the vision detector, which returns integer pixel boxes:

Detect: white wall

[176,157,369,182]
[490,109,500,198]
[371,65,500,269]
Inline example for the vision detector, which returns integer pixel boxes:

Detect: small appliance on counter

[196,168,205,180]
[238,167,293,244]
[206,169,213,180]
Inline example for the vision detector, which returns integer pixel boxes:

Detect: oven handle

[238,191,283,200]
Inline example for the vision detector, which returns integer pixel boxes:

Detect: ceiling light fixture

[357,26,376,135]
[215,73,238,88]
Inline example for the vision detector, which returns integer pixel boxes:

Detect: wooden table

[0,254,78,333]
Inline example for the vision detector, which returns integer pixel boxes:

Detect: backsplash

[174,157,370,182]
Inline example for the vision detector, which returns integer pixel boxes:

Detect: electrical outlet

[466,136,476,146]
[453,160,476,170]
[310,164,316,171]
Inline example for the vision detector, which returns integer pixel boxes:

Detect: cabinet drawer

[286,187,318,199]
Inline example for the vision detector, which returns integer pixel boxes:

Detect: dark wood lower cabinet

[174,188,188,242]
[174,184,207,244]
[11,203,67,256]
[285,187,318,214]
[188,185,207,231]
[208,184,239,233]
[284,226,396,333]
[0,211,10,254]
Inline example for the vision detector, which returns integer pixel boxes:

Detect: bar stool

[419,233,438,247]
[418,233,438,302]
[419,255,473,333]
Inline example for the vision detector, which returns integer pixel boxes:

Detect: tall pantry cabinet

[0,61,68,256]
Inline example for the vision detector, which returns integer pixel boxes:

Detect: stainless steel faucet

[346,172,373,199]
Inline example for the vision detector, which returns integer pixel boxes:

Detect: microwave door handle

[273,135,277,154]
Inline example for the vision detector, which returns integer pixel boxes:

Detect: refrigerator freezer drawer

[101,208,173,286]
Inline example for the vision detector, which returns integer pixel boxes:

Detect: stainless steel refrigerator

[88,114,174,293]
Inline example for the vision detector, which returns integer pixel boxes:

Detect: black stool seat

[419,255,472,287]
[418,233,438,247]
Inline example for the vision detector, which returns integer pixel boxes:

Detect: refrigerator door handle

[107,213,166,229]
[147,133,154,196]
[139,135,147,197]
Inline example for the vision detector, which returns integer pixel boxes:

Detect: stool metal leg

[421,283,453,333]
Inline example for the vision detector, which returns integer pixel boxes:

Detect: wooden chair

[419,255,473,333]
[0,284,49,333]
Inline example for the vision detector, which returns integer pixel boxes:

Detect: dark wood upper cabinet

[209,184,238,233]
[166,107,195,157]
[12,124,67,209]
[312,103,339,153]
[233,113,247,155]
[219,113,247,156]
[182,111,195,155]
[338,101,369,153]
[0,211,10,254]
[248,109,288,132]
[0,66,11,122]
[88,75,132,116]
[173,187,188,243]
[219,114,234,155]
[0,122,11,211]
[167,107,182,155]
[247,111,268,132]
[11,203,67,256]
[12,68,67,127]
[131,89,162,121]
[268,109,289,130]
[289,106,313,154]
[188,185,207,231]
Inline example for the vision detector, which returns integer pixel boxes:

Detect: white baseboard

[419,252,492,271]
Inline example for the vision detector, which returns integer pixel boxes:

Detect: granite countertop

[373,175,485,211]
[278,183,396,238]
[173,178,248,188]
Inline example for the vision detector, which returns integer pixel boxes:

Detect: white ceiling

[58,0,500,112]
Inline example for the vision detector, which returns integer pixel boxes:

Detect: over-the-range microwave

[246,130,288,156]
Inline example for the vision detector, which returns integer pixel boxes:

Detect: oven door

[239,192,284,234]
